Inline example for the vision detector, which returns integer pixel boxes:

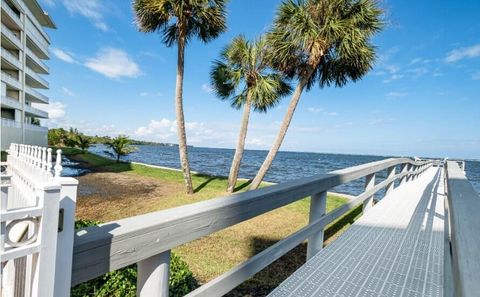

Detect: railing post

[400,163,408,185]
[54,177,79,297]
[385,166,396,197]
[137,250,171,297]
[31,185,61,297]
[306,191,327,260]
[1,175,11,293]
[363,173,376,213]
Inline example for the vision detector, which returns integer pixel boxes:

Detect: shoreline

[129,160,356,201]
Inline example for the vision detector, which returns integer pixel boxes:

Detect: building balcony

[1,117,21,129]
[26,47,49,74]
[1,95,21,110]
[1,47,22,70]
[25,104,48,118]
[1,71,22,90]
[26,27,49,59]
[25,66,49,89]
[1,0,22,30]
[25,122,48,132]
[25,86,48,104]
[1,23,22,49]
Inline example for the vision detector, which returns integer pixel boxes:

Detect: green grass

[64,147,362,292]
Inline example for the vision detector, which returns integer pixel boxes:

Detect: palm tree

[249,0,384,189]
[106,135,137,163]
[76,134,91,153]
[133,0,228,194]
[211,36,291,193]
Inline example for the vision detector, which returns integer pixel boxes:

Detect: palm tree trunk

[249,76,310,190]
[175,25,194,194]
[226,95,252,193]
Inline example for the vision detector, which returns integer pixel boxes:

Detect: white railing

[1,118,21,129]
[1,144,78,297]
[25,104,48,118]
[1,0,22,28]
[0,23,22,49]
[26,29,49,58]
[25,66,49,88]
[26,47,49,74]
[1,96,22,110]
[25,123,48,132]
[72,158,433,296]
[25,86,48,103]
[1,47,22,69]
[1,71,22,90]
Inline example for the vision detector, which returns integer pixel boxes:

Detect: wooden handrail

[445,160,480,297]
[71,158,432,290]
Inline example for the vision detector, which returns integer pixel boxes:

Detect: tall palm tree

[211,36,291,193]
[249,0,384,189]
[133,0,228,194]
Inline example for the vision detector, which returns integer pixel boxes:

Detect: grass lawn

[63,147,362,295]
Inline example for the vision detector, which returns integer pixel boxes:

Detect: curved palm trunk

[175,28,194,194]
[226,95,252,193]
[249,76,310,190]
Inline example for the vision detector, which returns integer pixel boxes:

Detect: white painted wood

[54,177,79,297]
[306,191,327,260]
[137,250,171,297]
[445,161,480,297]
[363,173,375,213]
[400,163,408,185]
[72,158,432,285]
[1,175,11,296]
[385,166,396,196]
[31,185,61,297]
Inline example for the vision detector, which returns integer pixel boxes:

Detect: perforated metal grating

[269,167,445,297]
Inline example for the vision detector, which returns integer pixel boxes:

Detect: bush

[72,220,197,297]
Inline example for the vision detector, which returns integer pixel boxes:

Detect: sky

[35,0,480,159]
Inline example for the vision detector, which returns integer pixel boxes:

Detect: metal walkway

[269,167,445,297]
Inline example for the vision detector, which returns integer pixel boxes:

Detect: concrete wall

[1,126,47,150]
[1,126,23,150]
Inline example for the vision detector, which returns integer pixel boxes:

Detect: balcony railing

[26,28,49,58]
[25,123,48,132]
[1,118,21,129]
[25,104,48,118]
[25,86,48,103]
[1,23,22,49]
[26,66,49,88]
[1,47,22,69]
[1,0,22,28]
[1,95,21,110]
[26,47,49,74]
[1,71,22,90]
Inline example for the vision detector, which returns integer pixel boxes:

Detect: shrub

[72,220,197,297]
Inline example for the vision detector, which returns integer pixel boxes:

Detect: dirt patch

[76,172,183,221]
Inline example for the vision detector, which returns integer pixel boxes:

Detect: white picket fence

[0,144,78,297]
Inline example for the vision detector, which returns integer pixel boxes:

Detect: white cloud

[307,107,323,114]
[201,83,214,93]
[383,74,404,83]
[62,87,75,97]
[445,44,480,63]
[85,48,141,79]
[326,112,338,116]
[33,101,67,119]
[134,119,176,139]
[63,0,108,32]
[387,92,408,97]
[51,48,76,63]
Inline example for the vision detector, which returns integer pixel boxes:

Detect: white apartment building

[1,0,55,150]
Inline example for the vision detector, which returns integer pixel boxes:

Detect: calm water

[88,144,480,196]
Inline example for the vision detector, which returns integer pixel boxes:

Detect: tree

[76,134,92,153]
[66,127,80,148]
[249,0,384,189]
[211,35,291,193]
[48,128,68,146]
[133,0,228,194]
[106,136,136,163]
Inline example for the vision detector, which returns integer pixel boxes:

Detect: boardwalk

[270,167,445,297]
